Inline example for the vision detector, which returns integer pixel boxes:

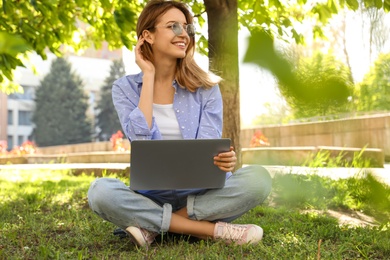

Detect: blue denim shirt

[112,72,230,205]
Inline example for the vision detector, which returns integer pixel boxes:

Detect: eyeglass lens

[172,22,195,37]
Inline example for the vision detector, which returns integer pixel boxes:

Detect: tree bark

[204,0,241,167]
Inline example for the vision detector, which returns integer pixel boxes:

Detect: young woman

[88,0,272,247]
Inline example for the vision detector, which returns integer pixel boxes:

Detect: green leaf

[2,0,8,14]
[346,0,359,10]
[374,0,383,8]
[363,0,381,8]
[114,7,136,32]
[385,0,390,11]
[0,56,14,80]
[30,0,38,11]
[328,0,339,13]
[99,0,112,10]
[0,32,31,56]
[311,4,334,24]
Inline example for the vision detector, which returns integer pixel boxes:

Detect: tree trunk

[204,0,241,168]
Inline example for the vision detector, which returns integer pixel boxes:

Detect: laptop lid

[130,138,231,190]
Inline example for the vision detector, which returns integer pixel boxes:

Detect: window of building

[18,111,32,125]
[7,136,13,151]
[18,135,24,146]
[8,85,35,100]
[8,110,13,125]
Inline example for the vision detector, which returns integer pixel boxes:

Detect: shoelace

[221,224,246,241]
[141,228,157,243]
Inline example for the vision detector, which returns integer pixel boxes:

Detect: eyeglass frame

[153,22,196,37]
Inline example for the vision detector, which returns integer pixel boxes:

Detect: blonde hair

[136,0,221,91]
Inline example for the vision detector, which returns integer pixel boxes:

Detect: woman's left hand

[214,146,237,172]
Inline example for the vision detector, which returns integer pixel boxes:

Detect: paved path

[1,163,388,185]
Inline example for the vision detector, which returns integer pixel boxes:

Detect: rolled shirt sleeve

[112,74,162,141]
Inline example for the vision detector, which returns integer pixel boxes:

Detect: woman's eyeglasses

[155,22,195,37]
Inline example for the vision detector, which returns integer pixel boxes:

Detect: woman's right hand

[135,36,155,74]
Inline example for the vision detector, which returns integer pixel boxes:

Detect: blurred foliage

[110,130,128,152]
[0,31,30,93]
[238,0,389,42]
[244,30,354,119]
[356,53,390,111]
[95,59,125,141]
[251,100,293,126]
[2,0,388,94]
[0,0,143,93]
[0,140,37,156]
[249,130,270,147]
[272,172,390,222]
[32,58,92,146]
[283,52,354,118]
[303,147,373,168]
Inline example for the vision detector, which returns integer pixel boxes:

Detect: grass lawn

[0,168,389,259]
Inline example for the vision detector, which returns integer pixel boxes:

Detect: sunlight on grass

[1,169,68,182]
[0,168,389,259]
[0,170,93,206]
[280,232,302,247]
[303,148,374,168]
[271,171,390,223]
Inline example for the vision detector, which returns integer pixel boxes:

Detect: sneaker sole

[126,226,148,247]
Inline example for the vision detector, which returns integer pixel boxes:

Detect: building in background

[1,44,122,150]
[0,92,7,142]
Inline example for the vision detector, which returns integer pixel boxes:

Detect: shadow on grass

[270,172,390,223]
[1,169,390,259]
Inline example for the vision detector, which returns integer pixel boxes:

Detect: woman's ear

[142,30,154,45]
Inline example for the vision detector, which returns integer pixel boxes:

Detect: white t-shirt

[153,103,183,140]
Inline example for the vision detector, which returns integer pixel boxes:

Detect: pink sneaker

[213,222,263,245]
[125,226,158,247]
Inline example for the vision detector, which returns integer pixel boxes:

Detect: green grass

[303,148,374,168]
[0,169,389,259]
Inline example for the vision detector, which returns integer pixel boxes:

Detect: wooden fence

[241,113,390,161]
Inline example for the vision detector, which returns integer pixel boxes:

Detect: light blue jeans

[87,165,272,233]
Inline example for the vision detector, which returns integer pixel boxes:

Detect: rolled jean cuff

[186,194,196,220]
[161,203,173,232]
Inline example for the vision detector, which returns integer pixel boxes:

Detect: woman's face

[150,8,191,61]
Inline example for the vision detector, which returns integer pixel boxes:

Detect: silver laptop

[130,139,231,190]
